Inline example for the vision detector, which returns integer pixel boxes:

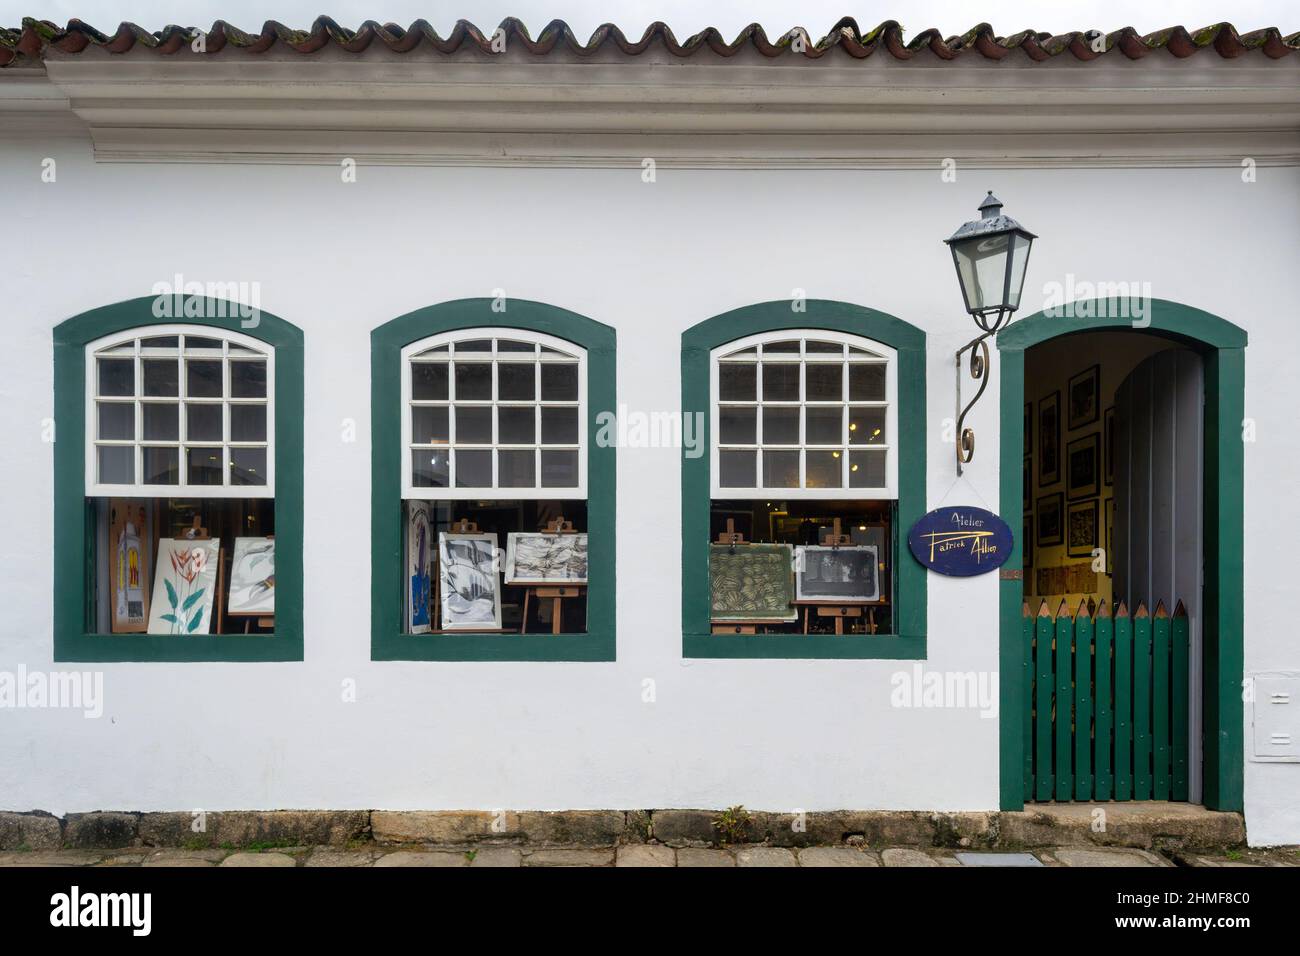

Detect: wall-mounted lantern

[944,192,1036,474]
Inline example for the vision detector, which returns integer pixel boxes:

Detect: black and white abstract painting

[504,532,589,585]
[438,532,501,630]
[794,545,880,603]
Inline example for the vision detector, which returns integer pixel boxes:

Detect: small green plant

[712,806,752,846]
[1224,848,1243,861]
[464,849,477,863]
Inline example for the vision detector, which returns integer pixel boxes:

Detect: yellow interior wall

[1023,331,1173,615]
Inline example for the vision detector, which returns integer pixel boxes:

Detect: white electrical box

[1251,673,1300,762]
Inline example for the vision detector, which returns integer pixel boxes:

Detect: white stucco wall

[2,124,1297,843]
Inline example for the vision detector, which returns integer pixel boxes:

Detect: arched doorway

[996,298,1244,811]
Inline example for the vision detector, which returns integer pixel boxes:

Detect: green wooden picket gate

[1022,599,1189,803]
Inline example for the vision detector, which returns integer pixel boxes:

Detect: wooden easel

[520,515,586,635]
[709,519,772,635]
[796,519,866,636]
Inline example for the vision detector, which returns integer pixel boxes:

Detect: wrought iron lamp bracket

[955,307,1011,475]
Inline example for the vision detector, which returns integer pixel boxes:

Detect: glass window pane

[540,449,579,488]
[498,449,536,487]
[497,339,535,353]
[185,336,223,351]
[187,447,223,486]
[849,364,886,401]
[230,447,267,486]
[850,450,887,488]
[540,364,579,401]
[231,404,267,442]
[497,363,535,401]
[186,360,222,398]
[455,363,492,400]
[415,344,449,357]
[143,447,179,484]
[143,403,179,441]
[140,335,179,349]
[762,407,799,445]
[805,341,843,354]
[97,402,134,440]
[541,407,579,445]
[719,363,756,401]
[849,407,887,445]
[412,363,449,400]
[186,403,223,442]
[97,359,134,397]
[762,363,799,401]
[718,407,756,445]
[762,450,800,488]
[455,449,492,487]
[98,446,133,484]
[805,406,843,445]
[411,448,449,488]
[763,340,799,353]
[718,450,756,488]
[498,406,535,444]
[143,359,179,396]
[457,338,493,353]
[806,450,844,489]
[230,361,266,399]
[455,406,493,444]
[805,364,843,402]
[412,406,449,445]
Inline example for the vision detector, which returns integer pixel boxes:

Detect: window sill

[54,632,303,663]
[372,632,615,662]
[682,633,925,660]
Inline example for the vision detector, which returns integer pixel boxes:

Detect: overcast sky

[3,1,1296,38]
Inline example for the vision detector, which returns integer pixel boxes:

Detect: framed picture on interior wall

[1023,457,1031,510]
[1036,493,1063,547]
[1038,391,1060,487]
[1105,497,1115,574]
[1067,433,1100,501]
[438,532,502,630]
[1023,516,1034,570]
[406,502,432,634]
[228,537,275,617]
[1068,364,1101,430]
[1023,402,1033,457]
[1104,406,1115,486]
[147,538,221,635]
[504,532,589,585]
[1067,499,1099,559]
[108,499,150,633]
[709,543,797,623]
[794,545,880,603]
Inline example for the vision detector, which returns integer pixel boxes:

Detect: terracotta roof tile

[2,16,1297,68]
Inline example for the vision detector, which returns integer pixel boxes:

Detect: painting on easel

[504,532,588,585]
[438,532,501,630]
[794,545,880,602]
[228,537,275,616]
[709,543,796,622]
[407,503,432,634]
[108,499,150,632]
[146,538,220,635]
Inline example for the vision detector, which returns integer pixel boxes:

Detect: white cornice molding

[6,51,1299,167]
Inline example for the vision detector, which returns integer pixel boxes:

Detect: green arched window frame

[681,300,928,659]
[371,298,616,661]
[53,296,304,662]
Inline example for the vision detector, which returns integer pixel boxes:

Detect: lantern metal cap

[944,191,1037,244]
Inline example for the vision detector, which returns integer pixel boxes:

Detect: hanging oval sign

[907,506,1013,577]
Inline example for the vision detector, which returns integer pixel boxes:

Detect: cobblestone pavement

[0,845,1295,867]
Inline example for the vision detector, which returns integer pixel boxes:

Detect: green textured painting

[709,543,797,623]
